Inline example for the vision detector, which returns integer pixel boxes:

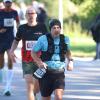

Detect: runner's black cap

[49,19,61,30]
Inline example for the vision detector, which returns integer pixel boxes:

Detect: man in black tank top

[31,19,73,100]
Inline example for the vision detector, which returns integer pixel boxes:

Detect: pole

[59,0,63,34]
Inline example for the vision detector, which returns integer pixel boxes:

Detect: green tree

[70,0,85,5]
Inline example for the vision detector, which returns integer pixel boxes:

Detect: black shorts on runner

[39,69,65,97]
[0,34,14,54]
[0,41,12,54]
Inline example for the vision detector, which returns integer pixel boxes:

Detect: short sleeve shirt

[32,34,70,69]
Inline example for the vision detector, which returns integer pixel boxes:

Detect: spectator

[32,1,47,24]
[19,2,27,25]
[90,14,100,60]
[32,0,39,13]
[37,4,47,24]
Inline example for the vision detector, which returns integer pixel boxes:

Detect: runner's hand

[67,60,73,71]
[0,28,7,33]
[38,62,47,69]
[9,51,17,63]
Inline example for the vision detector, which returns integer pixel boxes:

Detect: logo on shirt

[34,32,42,35]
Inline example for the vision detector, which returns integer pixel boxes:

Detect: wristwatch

[69,58,73,61]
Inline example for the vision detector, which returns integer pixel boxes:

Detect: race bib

[4,18,14,27]
[26,41,37,51]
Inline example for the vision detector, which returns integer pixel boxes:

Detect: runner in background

[0,0,19,96]
[9,7,48,100]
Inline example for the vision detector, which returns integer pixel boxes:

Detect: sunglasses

[27,12,36,15]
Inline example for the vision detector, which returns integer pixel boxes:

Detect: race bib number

[26,41,37,51]
[4,18,14,27]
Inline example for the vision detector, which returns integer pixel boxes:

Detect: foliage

[70,33,95,57]
[63,0,100,35]
[70,0,85,5]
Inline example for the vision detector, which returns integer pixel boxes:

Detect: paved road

[0,47,100,100]
[65,58,100,100]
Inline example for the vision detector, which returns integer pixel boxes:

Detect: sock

[34,93,38,100]
[5,69,13,92]
[0,69,3,82]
